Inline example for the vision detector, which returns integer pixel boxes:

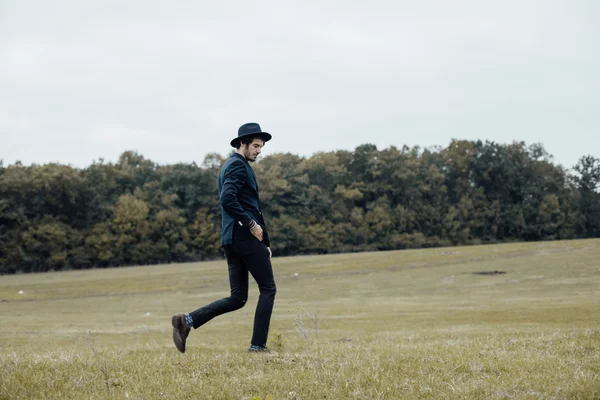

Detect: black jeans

[188,225,277,346]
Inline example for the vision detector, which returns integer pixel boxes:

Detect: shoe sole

[171,315,186,353]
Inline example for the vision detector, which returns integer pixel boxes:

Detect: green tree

[188,208,220,259]
[85,222,117,267]
[149,207,189,262]
[20,217,74,272]
[538,194,561,239]
[1,140,597,274]
[111,194,151,265]
[573,155,600,237]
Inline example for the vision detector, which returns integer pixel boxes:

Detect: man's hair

[236,134,267,149]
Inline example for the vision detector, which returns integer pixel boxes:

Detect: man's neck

[235,151,250,162]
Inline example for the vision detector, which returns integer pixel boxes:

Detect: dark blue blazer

[218,153,270,247]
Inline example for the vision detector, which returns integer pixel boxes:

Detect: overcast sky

[1,1,598,170]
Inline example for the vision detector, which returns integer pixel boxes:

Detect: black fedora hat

[230,122,272,147]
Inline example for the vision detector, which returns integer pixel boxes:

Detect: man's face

[242,138,265,162]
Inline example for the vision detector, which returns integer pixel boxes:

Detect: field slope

[1,239,599,399]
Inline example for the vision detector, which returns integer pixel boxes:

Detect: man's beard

[245,149,255,162]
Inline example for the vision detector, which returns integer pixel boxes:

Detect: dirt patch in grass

[472,270,506,275]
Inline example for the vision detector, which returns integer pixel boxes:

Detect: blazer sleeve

[220,160,254,228]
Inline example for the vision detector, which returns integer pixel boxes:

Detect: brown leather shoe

[171,314,191,353]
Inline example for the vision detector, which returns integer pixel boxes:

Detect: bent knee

[231,295,248,309]
[261,283,277,295]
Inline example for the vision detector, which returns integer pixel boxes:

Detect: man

[171,122,276,353]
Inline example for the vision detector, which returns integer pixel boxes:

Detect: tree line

[1,140,599,274]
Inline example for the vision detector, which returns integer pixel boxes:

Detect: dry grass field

[1,239,599,399]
